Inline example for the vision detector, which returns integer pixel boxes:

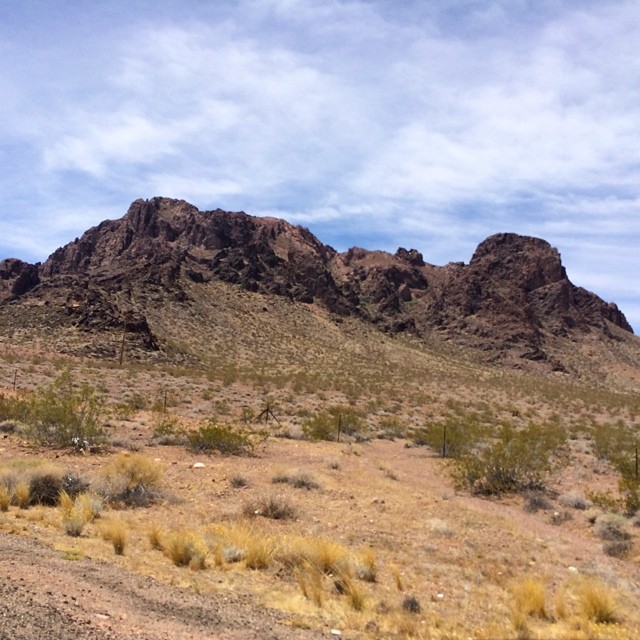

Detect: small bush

[558,491,590,511]
[25,370,107,450]
[355,549,377,582]
[187,420,254,456]
[271,471,319,490]
[60,491,100,536]
[452,423,567,496]
[28,471,63,506]
[243,494,297,520]
[523,491,553,513]
[230,475,249,488]
[602,539,633,558]
[402,596,421,613]
[594,513,631,541]
[152,412,186,445]
[302,406,364,442]
[96,454,163,507]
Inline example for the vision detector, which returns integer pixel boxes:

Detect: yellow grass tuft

[14,481,30,509]
[510,576,547,620]
[101,519,128,555]
[161,530,207,570]
[578,577,618,624]
[0,486,10,511]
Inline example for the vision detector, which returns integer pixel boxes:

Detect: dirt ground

[0,531,322,640]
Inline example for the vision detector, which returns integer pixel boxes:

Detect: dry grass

[578,578,619,624]
[160,530,207,570]
[510,577,548,628]
[101,519,128,555]
[13,481,30,509]
[96,453,164,507]
[0,486,10,511]
[59,491,102,537]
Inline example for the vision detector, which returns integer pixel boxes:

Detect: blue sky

[1,0,638,330]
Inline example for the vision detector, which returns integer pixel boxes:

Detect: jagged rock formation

[0,197,634,370]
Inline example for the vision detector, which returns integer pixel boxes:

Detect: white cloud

[0,0,638,330]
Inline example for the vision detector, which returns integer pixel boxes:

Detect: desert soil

[0,532,317,640]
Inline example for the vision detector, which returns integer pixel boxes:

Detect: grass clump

[60,491,102,537]
[161,530,207,570]
[96,453,163,507]
[187,419,255,455]
[0,486,10,511]
[578,578,618,623]
[510,577,547,620]
[101,519,128,555]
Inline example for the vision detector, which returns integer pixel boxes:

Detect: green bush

[302,405,364,442]
[187,420,255,455]
[451,423,567,496]
[25,370,106,450]
[411,417,485,458]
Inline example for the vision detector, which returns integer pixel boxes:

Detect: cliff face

[0,197,633,370]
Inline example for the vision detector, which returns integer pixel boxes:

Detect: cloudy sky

[1,0,638,330]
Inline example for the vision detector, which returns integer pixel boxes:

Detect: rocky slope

[0,197,635,372]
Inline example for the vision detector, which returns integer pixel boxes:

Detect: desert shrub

[618,476,640,515]
[25,370,106,450]
[28,471,63,506]
[377,416,407,440]
[355,549,377,582]
[594,513,631,541]
[96,453,163,507]
[602,539,633,558]
[230,475,249,488]
[411,417,485,458]
[277,536,351,578]
[452,423,567,496]
[271,471,319,490]
[152,412,186,445]
[0,392,30,424]
[187,420,254,455]
[302,405,364,442]
[243,494,297,520]
[402,596,421,613]
[558,491,590,511]
[13,481,30,508]
[523,491,553,513]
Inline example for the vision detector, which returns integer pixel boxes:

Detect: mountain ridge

[0,197,635,376]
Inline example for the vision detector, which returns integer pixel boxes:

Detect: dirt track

[0,532,320,640]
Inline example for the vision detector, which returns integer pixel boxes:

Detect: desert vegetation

[0,314,639,638]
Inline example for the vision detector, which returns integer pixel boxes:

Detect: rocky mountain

[0,197,635,373]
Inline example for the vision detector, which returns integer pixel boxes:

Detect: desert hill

[0,196,637,381]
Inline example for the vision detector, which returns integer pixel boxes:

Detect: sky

[1,0,638,330]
